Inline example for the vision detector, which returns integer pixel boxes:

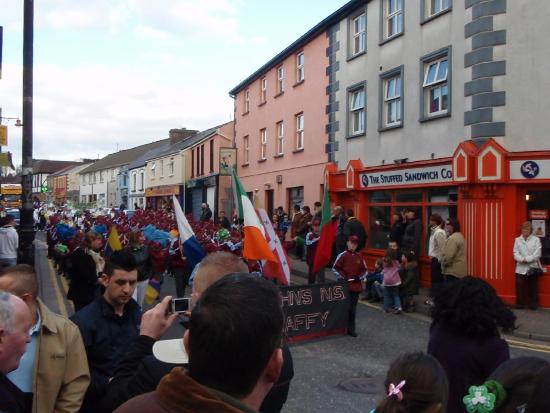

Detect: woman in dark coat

[125,230,152,307]
[399,250,419,312]
[68,231,104,311]
[427,277,515,413]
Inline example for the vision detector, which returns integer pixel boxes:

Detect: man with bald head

[0,265,90,413]
[0,291,32,412]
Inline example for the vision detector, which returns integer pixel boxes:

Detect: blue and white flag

[172,195,205,270]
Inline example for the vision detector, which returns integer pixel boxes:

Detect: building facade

[31,159,84,202]
[323,0,550,306]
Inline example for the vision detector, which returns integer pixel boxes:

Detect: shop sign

[510,160,550,180]
[530,210,549,220]
[145,185,180,197]
[360,164,453,188]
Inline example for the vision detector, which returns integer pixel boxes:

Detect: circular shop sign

[520,161,540,179]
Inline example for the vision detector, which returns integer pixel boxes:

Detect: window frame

[380,0,404,44]
[260,129,267,161]
[419,46,452,122]
[276,65,285,95]
[379,65,404,131]
[260,77,267,104]
[421,0,452,23]
[242,135,250,165]
[348,9,367,59]
[276,121,284,156]
[244,89,250,114]
[347,81,367,138]
[295,113,304,151]
[139,171,144,191]
[169,157,175,176]
[296,52,305,83]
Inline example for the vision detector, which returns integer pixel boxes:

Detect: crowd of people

[0,200,547,413]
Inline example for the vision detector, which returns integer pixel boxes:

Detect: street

[34,232,550,413]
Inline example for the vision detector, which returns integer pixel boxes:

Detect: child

[371,352,448,413]
[333,235,367,337]
[382,249,402,314]
[363,258,384,302]
[306,219,322,284]
[400,251,419,313]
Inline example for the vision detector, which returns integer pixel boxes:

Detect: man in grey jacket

[0,215,18,267]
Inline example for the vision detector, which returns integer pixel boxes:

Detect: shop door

[526,190,550,265]
[265,190,274,215]
[287,186,304,212]
[191,188,203,221]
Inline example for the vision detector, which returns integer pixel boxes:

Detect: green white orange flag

[231,168,277,262]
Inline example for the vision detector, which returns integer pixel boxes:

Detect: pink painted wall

[234,33,329,215]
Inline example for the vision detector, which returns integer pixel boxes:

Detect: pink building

[229,22,331,215]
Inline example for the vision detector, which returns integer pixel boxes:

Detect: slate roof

[50,163,94,177]
[32,159,84,174]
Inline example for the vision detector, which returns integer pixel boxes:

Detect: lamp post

[19,0,34,264]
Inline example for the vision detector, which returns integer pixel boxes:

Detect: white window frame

[260,129,267,160]
[132,173,136,191]
[349,86,366,136]
[169,158,174,176]
[352,13,366,56]
[151,162,156,177]
[160,160,165,177]
[100,170,104,183]
[276,121,284,155]
[428,0,451,17]
[385,0,403,39]
[139,171,144,191]
[296,52,305,82]
[244,90,250,113]
[277,65,284,94]
[384,74,402,127]
[260,77,267,103]
[295,114,304,150]
[243,135,249,164]
[423,55,449,117]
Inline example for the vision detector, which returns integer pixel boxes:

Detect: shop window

[369,191,392,203]
[396,191,422,203]
[429,187,458,203]
[369,206,391,249]
[526,191,550,265]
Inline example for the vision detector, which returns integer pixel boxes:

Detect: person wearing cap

[342,209,367,252]
[402,208,422,258]
[332,235,368,337]
[305,219,322,284]
[115,274,285,413]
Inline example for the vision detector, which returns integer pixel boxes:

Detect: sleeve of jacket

[71,250,97,285]
[99,336,156,413]
[55,322,91,413]
[332,252,347,279]
[524,237,542,263]
[441,236,458,269]
[513,238,524,263]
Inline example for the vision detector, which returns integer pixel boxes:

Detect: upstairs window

[384,0,403,40]
[244,90,250,113]
[380,66,404,130]
[277,65,284,94]
[260,129,267,160]
[296,52,305,83]
[260,77,267,103]
[428,0,451,18]
[295,113,304,150]
[276,121,284,155]
[349,85,366,136]
[421,48,451,120]
[243,135,249,164]
[351,13,366,56]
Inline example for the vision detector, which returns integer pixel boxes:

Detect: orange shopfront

[328,139,550,307]
[145,185,182,210]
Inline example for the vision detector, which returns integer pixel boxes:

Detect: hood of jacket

[0,226,15,234]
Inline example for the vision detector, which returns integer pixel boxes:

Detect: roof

[50,162,95,177]
[79,138,171,174]
[228,0,367,96]
[128,143,172,170]
[32,159,84,174]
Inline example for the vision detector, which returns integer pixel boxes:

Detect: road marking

[505,338,550,353]
[47,259,68,318]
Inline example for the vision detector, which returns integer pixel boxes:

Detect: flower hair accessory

[387,380,406,401]
[463,381,507,413]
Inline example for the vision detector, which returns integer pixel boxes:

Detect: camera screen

[173,298,189,313]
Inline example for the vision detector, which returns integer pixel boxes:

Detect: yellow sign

[0,153,11,167]
[0,126,7,146]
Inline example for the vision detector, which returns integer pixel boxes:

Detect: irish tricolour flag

[231,168,277,263]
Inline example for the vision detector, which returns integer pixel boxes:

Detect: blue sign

[520,161,540,179]
[361,174,369,187]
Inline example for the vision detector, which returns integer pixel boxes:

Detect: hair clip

[387,380,406,401]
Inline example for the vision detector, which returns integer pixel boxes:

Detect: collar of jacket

[157,367,257,413]
[98,295,139,320]
[36,298,58,334]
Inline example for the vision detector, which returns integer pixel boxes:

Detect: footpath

[288,257,550,343]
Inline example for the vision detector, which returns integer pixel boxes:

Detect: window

[196,146,201,176]
[100,171,104,183]
[209,141,214,173]
[276,121,284,155]
[139,171,144,191]
[111,169,115,181]
[296,52,305,83]
[423,56,449,117]
[132,173,136,191]
[260,77,267,103]
[384,0,403,40]
[277,66,284,94]
[348,84,366,136]
[160,160,164,177]
[244,90,250,113]
[260,129,267,160]
[243,135,249,164]
[380,66,403,129]
[200,145,204,175]
[427,0,451,18]
[351,13,366,56]
[169,158,174,176]
[151,162,156,177]
[295,113,304,150]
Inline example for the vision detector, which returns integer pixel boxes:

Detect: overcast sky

[0,0,349,166]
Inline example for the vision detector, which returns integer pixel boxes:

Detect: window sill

[378,123,403,132]
[293,80,305,88]
[293,148,304,154]
[347,132,366,139]
[419,112,451,123]
[346,50,366,62]
[258,158,267,163]
[258,101,266,107]
[379,32,404,46]
[274,91,284,99]
[242,111,249,116]
[241,163,249,167]
[274,154,284,158]
[420,7,452,25]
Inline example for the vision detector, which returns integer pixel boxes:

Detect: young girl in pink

[382,249,402,314]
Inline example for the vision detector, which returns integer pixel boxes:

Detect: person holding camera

[513,221,543,310]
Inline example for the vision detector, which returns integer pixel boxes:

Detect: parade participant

[382,249,402,314]
[333,206,348,255]
[200,203,213,222]
[125,230,152,307]
[462,357,548,413]
[306,219,322,284]
[313,201,322,221]
[0,291,32,413]
[342,209,367,252]
[168,236,192,298]
[333,235,367,337]
[401,208,422,258]
[71,250,141,413]
[371,352,448,413]
[389,212,406,247]
[67,231,104,311]
[426,213,447,306]
[428,277,514,413]
[441,217,467,282]
[363,258,383,302]
[399,251,419,313]
[526,365,550,413]
[290,204,303,257]
[0,215,19,267]
[0,265,90,413]
[215,210,231,229]
[513,221,543,310]
[115,274,285,413]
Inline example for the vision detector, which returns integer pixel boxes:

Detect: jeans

[516,273,539,308]
[173,266,192,298]
[383,285,402,311]
[0,257,17,268]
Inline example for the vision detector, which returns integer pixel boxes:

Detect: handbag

[526,260,543,277]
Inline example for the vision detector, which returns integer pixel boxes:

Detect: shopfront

[145,185,181,210]
[328,139,550,307]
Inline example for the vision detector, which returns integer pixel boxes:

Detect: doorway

[265,190,274,216]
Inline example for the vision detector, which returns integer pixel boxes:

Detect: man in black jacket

[200,203,213,221]
[342,209,367,252]
[401,208,422,257]
[71,250,141,413]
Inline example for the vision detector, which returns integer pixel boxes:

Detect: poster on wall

[532,220,546,238]
[219,148,237,176]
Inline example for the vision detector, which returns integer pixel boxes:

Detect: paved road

[34,233,550,413]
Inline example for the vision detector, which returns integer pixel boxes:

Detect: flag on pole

[313,184,338,273]
[172,196,205,270]
[257,208,291,285]
[144,277,161,305]
[231,169,277,262]
[104,225,122,259]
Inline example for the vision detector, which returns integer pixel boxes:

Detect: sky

[0,0,349,166]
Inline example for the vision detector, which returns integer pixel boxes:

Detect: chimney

[169,128,198,144]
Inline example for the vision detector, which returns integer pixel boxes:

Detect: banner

[219,148,237,176]
[280,281,349,343]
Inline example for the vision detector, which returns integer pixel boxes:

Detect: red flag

[312,219,338,273]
